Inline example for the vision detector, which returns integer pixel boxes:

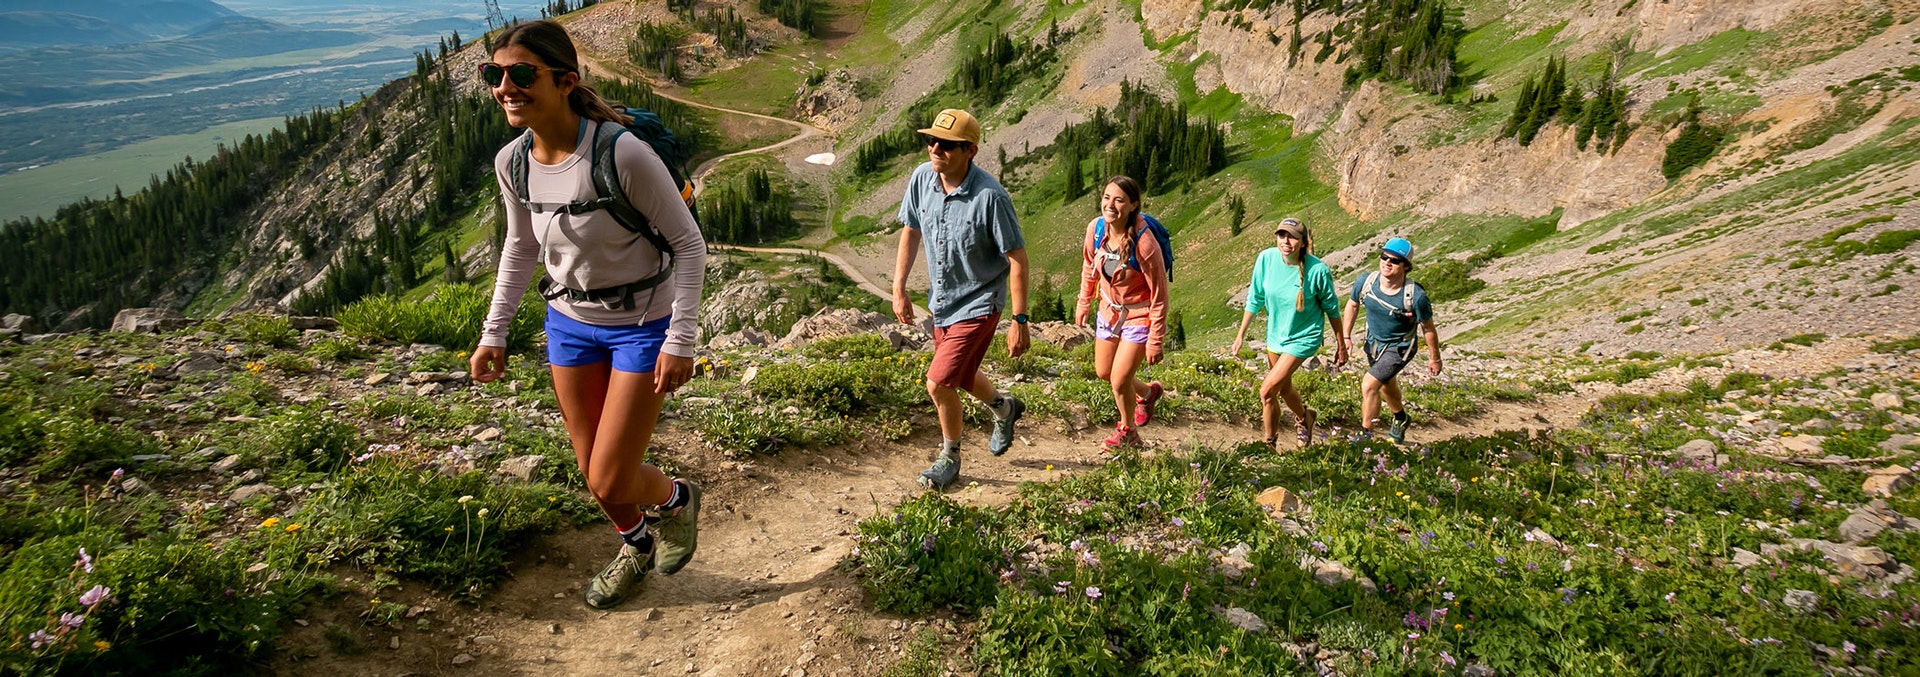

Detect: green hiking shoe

[918,450,961,490]
[988,396,1024,457]
[1387,415,1409,444]
[653,480,702,575]
[585,543,653,610]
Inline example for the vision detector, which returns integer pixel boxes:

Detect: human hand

[654,353,696,394]
[1146,345,1164,365]
[1007,322,1030,358]
[470,346,507,384]
[892,293,916,325]
[1429,357,1443,377]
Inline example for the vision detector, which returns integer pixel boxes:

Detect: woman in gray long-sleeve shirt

[466,20,706,611]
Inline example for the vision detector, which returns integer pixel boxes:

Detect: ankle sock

[658,479,689,512]
[1393,411,1411,424]
[616,519,654,552]
[941,439,962,456]
[987,395,1011,419]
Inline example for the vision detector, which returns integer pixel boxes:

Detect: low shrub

[229,313,297,349]
[307,338,372,362]
[750,356,924,415]
[238,407,360,473]
[801,334,896,360]
[338,285,541,351]
[853,494,1016,614]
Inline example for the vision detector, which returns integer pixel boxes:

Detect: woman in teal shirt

[1231,218,1348,449]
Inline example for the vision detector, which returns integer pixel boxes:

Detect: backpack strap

[507,130,534,208]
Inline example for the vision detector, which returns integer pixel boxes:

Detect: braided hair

[1281,217,1312,311]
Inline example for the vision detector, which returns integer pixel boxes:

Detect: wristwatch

[1013,314,1030,324]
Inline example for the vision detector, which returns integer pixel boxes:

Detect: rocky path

[276,390,1588,676]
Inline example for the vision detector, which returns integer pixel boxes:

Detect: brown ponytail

[1290,219,1312,311]
[494,20,631,125]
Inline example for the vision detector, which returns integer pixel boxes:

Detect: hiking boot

[1348,428,1374,444]
[988,396,1025,457]
[1133,382,1164,427]
[1387,414,1409,445]
[585,543,654,610]
[919,451,961,490]
[1102,423,1142,452]
[1295,409,1317,447]
[653,480,702,575]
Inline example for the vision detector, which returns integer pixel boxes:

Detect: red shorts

[928,313,1000,390]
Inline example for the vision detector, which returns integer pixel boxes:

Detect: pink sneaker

[1133,382,1164,427]
[1102,423,1142,452]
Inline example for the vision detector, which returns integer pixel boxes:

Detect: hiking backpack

[1094,214,1174,281]
[504,107,703,294]
[1360,271,1424,346]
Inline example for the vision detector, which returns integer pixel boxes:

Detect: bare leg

[1360,373,1384,431]
[553,364,673,529]
[1381,377,1406,417]
[1110,340,1147,425]
[1259,353,1311,441]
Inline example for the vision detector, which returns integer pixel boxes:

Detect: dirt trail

[276,388,1598,676]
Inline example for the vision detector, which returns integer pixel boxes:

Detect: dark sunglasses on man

[1380,254,1408,267]
[479,62,566,88]
[922,135,968,152]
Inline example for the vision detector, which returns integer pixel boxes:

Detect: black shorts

[1364,339,1415,383]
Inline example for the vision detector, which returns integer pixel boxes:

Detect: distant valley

[0,0,549,221]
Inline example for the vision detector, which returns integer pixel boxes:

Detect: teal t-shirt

[1350,272,1434,345]
[1245,249,1340,358]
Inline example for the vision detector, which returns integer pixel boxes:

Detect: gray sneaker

[653,480,702,575]
[585,543,653,610]
[918,451,960,490]
[1387,415,1409,444]
[988,396,1024,457]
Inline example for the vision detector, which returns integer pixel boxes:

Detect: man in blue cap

[1340,237,1441,443]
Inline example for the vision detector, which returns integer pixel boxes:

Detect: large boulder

[1031,321,1094,351]
[110,308,191,334]
[1,314,40,333]
[774,308,901,350]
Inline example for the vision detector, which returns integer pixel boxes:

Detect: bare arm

[1341,299,1361,352]
[891,227,922,325]
[1422,319,1442,375]
[1006,247,1030,358]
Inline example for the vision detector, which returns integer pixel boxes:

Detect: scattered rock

[496,455,546,482]
[1215,543,1254,579]
[1787,538,1898,578]
[1778,435,1824,457]
[246,562,269,574]
[110,308,191,334]
[773,308,898,350]
[1219,606,1269,632]
[1463,664,1497,677]
[119,478,152,495]
[643,608,664,621]
[415,383,443,396]
[390,636,400,650]
[229,483,281,504]
[1674,439,1718,462]
[1299,554,1377,591]
[171,352,223,376]
[1254,486,1307,519]
[289,316,337,331]
[451,653,474,666]
[211,455,243,474]
[1879,434,1916,454]
[1,314,41,334]
[473,427,504,443]
[1871,392,1904,410]
[707,327,774,350]
[1031,321,1094,351]
[1864,465,1914,497]
[1525,527,1564,549]
[363,373,393,386]
[1063,404,1091,433]
[1730,548,1764,569]
[1782,589,1820,614]
[405,605,433,619]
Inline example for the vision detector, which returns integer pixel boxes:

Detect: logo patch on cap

[934,113,957,129]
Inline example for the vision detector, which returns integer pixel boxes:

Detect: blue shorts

[545,307,672,373]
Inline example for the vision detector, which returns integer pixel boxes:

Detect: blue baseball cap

[1381,238,1414,268]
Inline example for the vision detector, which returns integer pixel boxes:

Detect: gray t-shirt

[896,162,1025,327]
[1350,273,1433,345]
[481,119,708,357]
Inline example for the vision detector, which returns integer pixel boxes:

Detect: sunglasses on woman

[1380,254,1408,266]
[479,62,564,88]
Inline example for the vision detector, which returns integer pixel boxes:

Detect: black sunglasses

[1380,254,1408,266]
[479,62,564,88]
[923,135,968,152]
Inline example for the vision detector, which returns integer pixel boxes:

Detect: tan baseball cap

[1274,217,1306,239]
[918,109,981,145]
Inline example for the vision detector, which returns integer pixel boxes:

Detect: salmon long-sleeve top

[1074,213,1170,352]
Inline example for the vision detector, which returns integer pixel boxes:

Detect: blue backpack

[1094,214,1174,281]
[504,107,702,295]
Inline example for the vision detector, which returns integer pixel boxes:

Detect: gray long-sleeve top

[480,119,707,358]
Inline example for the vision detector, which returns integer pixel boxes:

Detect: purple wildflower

[58,612,84,630]
[79,585,111,607]
[75,547,93,574]
[1844,641,1857,654]
[921,533,936,553]
[1053,580,1070,595]
[1085,586,1103,599]
[1439,651,1457,667]
[1311,541,1329,554]
[28,630,54,650]
[1560,588,1577,604]
[1442,592,1455,602]
[110,468,124,481]
[1181,582,1191,600]
[1170,517,1185,527]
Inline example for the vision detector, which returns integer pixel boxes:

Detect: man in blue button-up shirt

[890,108,1030,491]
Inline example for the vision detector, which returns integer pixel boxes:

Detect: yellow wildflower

[284,524,302,533]
[246,362,265,373]
[260,518,280,528]
[94,641,111,651]
[1454,624,1464,631]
